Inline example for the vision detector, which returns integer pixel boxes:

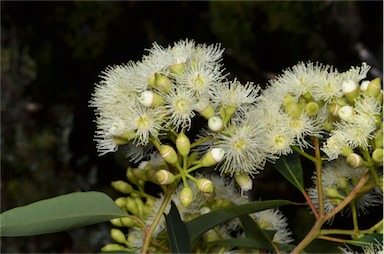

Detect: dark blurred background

[1,1,382,253]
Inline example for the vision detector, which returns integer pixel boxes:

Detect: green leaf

[1,191,127,237]
[186,199,295,247]
[274,151,304,192]
[207,238,297,252]
[164,201,191,253]
[345,233,383,247]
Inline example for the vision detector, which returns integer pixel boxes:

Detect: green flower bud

[346,153,364,168]
[110,218,124,227]
[110,228,127,244]
[284,101,303,118]
[282,94,296,108]
[372,148,383,164]
[305,101,320,116]
[224,105,237,120]
[196,178,214,193]
[134,197,144,217]
[114,197,127,209]
[234,173,253,191]
[325,187,345,201]
[132,168,148,182]
[111,180,133,194]
[194,97,215,119]
[120,217,137,227]
[176,132,191,156]
[188,151,200,165]
[101,244,126,252]
[145,167,158,183]
[374,129,383,149]
[126,197,140,216]
[342,80,360,104]
[159,145,178,164]
[157,159,170,171]
[148,72,172,93]
[139,90,165,107]
[180,187,193,207]
[204,229,219,242]
[208,116,224,132]
[155,169,176,185]
[143,204,153,216]
[201,148,224,167]
[327,103,340,117]
[341,146,354,157]
[126,167,138,186]
[366,77,381,97]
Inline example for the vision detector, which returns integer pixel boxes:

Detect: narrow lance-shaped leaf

[0,191,128,237]
[186,199,296,247]
[164,201,191,253]
[274,151,305,192]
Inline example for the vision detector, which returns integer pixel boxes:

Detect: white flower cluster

[91,39,382,177]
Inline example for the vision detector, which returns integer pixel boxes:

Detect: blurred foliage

[1,1,382,253]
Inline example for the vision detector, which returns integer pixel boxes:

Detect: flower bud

[372,148,383,164]
[200,206,211,215]
[110,218,124,227]
[134,197,144,217]
[159,145,178,164]
[155,169,176,185]
[194,97,215,119]
[341,146,354,157]
[325,187,345,200]
[145,167,158,183]
[126,197,140,216]
[101,244,126,252]
[201,148,224,167]
[342,80,360,104]
[234,173,253,192]
[204,229,219,242]
[346,153,364,168]
[157,159,170,171]
[180,187,193,207]
[111,180,133,194]
[114,197,127,209]
[224,105,237,120]
[148,72,172,93]
[374,129,383,149]
[120,217,137,227]
[139,90,165,107]
[366,77,381,97]
[305,101,320,116]
[110,228,127,244]
[327,103,340,117]
[338,105,354,121]
[132,168,148,182]
[208,116,224,132]
[176,132,191,156]
[196,178,214,193]
[126,167,138,186]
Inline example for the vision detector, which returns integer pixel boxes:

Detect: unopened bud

[201,148,224,167]
[120,217,137,227]
[126,197,140,216]
[372,148,383,164]
[196,178,214,193]
[341,146,354,157]
[224,105,237,120]
[234,173,253,191]
[114,197,127,209]
[366,77,381,97]
[134,197,144,217]
[132,168,148,182]
[110,228,127,244]
[325,187,345,200]
[176,132,191,156]
[208,116,224,132]
[139,90,165,107]
[159,145,178,164]
[110,218,124,227]
[111,181,133,194]
[342,80,360,104]
[194,97,215,119]
[180,187,193,207]
[155,170,176,185]
[338,105,354,121]
[305,101,320,116]
[126,167,138,186]
[101,244,126,252]
[346,153,364,168]
[374,129,383,149]
[200,206,211,215]
[148,72,172,93]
